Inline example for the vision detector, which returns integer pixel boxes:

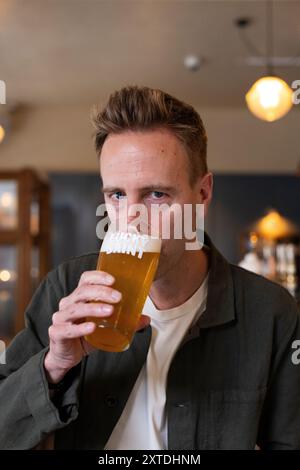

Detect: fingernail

[111,291,121,301]
[85,323,94,331]
[105,274,114,283]
[103,305,113,313]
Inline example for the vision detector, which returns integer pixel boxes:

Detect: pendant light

[245,0,293,122]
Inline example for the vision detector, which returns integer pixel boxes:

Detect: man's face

[100,128,212,279]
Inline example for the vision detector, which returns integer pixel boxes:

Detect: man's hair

[91,86,208,184]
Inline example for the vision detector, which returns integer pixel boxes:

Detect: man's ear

[199,172,213,216]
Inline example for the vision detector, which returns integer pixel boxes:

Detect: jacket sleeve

[0,271,82,450]
[257,293,300,450]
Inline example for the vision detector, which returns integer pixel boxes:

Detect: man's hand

[44,270,150,384]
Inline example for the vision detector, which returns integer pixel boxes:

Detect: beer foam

[101,229,161,259]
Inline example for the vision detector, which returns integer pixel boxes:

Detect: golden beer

[85,229,161,352]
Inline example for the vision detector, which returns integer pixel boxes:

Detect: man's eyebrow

[140,185,175,193]
[102,185,176,193]
[102,186,123,193]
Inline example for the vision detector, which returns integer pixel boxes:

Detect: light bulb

[246,76,293,122]
[0,270,11,282]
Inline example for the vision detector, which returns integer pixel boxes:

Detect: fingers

[50,310,150,347]
[78,270,115,287]
[59,284,122,310]
[59,270,116,310]
[75,285,122,304]
[52,302,114,325]
[48,321,96,342]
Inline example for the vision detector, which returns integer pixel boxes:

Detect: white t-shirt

[105,274,208,450]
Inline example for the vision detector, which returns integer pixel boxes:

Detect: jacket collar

[197,232,236,329]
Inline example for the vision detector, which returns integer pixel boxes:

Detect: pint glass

[85,227,161,352]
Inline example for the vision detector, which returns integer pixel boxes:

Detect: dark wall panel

[206,175,300,263]
[49,173,104,267]
[49,173,300,268]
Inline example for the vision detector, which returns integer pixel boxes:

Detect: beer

[85,229,161,352]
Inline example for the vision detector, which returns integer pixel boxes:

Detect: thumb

[136,314,151,331]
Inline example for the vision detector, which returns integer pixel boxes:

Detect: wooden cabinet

[0,168,50,342]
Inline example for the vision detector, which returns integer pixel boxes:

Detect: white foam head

[101,225,161,258]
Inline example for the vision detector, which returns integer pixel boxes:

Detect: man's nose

[120,197,149,226]
[127,200,141,219]
[118,196,140,214]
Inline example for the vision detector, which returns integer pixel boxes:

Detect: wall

[206,174,300,263]
[2,103,299,266]
[49,173,104,267]
[50,173,300,268]
[0,104,299,173]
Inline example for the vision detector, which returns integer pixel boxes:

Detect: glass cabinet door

[0,170,50,341]
[0,181,18,230]
[0,245,17,339]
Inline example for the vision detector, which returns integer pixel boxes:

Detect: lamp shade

[0,113,11,143]
[245,76,293,122]
[251,209,298,240]
[0,125,5,143]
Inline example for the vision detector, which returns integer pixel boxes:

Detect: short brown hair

[91,86,208,184]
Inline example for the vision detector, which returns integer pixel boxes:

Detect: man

[0,86,299,450]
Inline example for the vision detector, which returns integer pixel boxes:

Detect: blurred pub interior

[0,0,299,344]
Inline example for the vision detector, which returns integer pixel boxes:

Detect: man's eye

[150,191,165,199]
[111,191,126,201]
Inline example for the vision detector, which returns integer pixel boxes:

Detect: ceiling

[1,0,300,108]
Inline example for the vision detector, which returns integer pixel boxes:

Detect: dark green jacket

[1,237,300,450]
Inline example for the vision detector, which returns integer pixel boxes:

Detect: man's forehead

[100,129,191,185]
[101,128,187,160]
